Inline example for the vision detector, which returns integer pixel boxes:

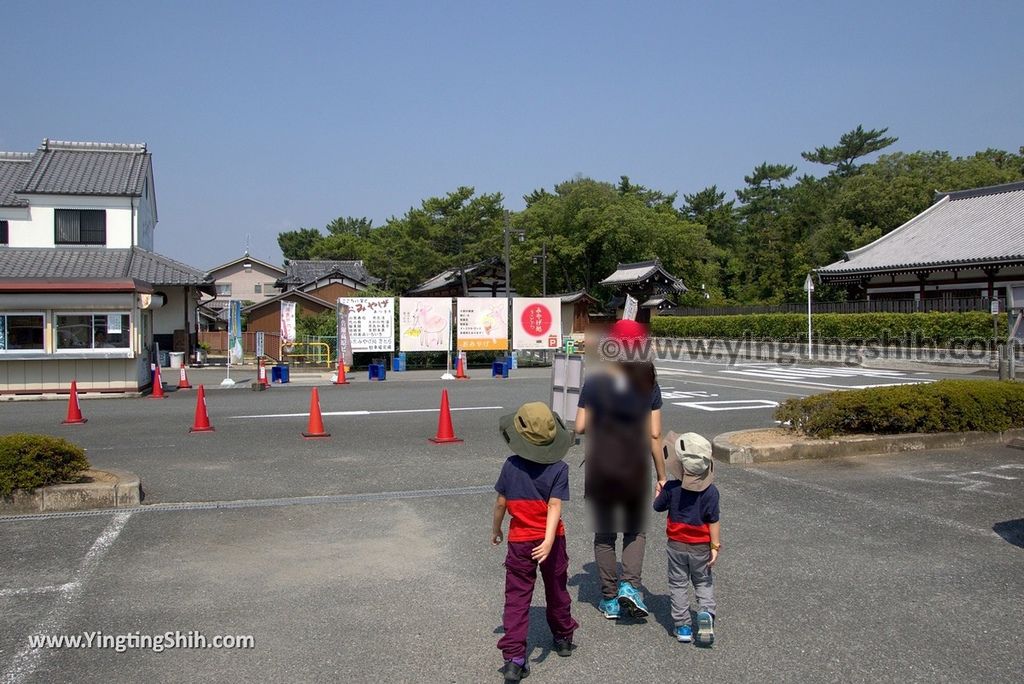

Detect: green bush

[0,434,90,496]
[650,312,1002,346]
[775,380,1024,438]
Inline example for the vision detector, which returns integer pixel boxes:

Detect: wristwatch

[710,542,721,551]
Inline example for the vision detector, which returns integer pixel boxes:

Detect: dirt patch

[727,428,818,447]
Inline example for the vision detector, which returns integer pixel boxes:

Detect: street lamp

[532,243,548,296]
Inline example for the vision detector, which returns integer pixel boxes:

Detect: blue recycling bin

[492,358,510,379]
[392,353,407,372]
[368,363,387,381]
[272,364,290,383]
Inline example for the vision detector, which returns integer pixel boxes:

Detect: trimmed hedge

[775,380,1024,438]
[651,312,1003,346]
[0,434,90,496]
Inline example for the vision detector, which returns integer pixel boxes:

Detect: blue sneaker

[616,581,649,618]
[598,598,620,619]
[696,611,715,645]
[675,625,693,643]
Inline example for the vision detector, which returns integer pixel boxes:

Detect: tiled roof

[599,259,687,292]
[241,289,332,313]
[406,257,503,295]
[0,247,213,293]
[818,181,1024,277]
[279,259,379,286]
[16,139,151,197]
[207,253,286,277]
[0,152,33,207]
[557,290,600,305]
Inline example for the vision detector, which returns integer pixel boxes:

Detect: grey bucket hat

[663,431,715,491]
[499,402,573,464]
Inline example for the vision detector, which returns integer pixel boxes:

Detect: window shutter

[55,209,80,243]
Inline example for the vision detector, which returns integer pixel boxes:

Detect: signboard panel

[512,297,562,350]
[336,302,353,368]
[399,298,452,352]
[623,294,639,321]
[456,297,508,351]
[337,297,394,353]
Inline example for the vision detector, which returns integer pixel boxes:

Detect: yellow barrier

[282,341,332,367]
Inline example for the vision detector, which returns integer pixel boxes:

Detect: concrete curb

[712,428,1024,464]
[0,468,141,514]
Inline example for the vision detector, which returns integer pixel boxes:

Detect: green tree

[802,125,898,177]
[277,227,323,261]
[325,216,373,237]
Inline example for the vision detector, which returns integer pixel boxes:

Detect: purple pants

[498,536,579,660]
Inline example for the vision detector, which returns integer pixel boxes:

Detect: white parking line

[3,511,132,684]
[228,405,505,419]
[0,583,76,598]
[674,399,780,412]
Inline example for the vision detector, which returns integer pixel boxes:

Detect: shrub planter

[713,428,1024,464]
[0,468,141,514]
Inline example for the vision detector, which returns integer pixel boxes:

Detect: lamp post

[803,273,815,361]
[532,243,548,296]
[503,211,525,345]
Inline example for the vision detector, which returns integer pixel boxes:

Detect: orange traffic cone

[177,366,193,390]
[258,358,271,389]
[455,355,470,380]
[334,361,350,385]
[302,387,330,439]
[189,385,214,432]
[62,380,87,425]
[150,364,166,399]
[429,388,463,444]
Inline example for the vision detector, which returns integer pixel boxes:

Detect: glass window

[254,283,262,294]
[0,220,8,245]
[0,314,45,351]
[55,313,131,350]
[265,283,277,296]
[54,209,106,245]
[216,283,232,296]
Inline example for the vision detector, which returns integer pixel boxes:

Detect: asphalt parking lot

[2,360,1022,682]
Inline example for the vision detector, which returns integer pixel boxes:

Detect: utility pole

[542,243,547,297]
[804,273,815,361]
[503,210,512,310]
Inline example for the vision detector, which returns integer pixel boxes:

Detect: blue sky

[2,1,1021,269]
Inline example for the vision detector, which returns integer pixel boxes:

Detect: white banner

[337,297,394,352]
[457,297,508,351]
[623,294,639,321]
[280,301,296,344]
[512,297,562,350]
[399,298,452,352]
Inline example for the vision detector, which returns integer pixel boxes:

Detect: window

[0,220,8,245]
[55,313,130,350]
[265,283,277,296]
[55,209,106,245]
[0,313,45,351]
[216,283,232,296]
[254,283,262,294]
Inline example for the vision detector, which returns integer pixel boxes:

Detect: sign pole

[804,274,814,361]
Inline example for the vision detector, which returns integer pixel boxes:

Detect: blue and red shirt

[652,481,720,544]
[495,455,570,542]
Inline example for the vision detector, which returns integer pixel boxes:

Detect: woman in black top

[575,321,666,619]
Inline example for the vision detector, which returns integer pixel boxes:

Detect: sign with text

[280,301,297,344]
[623,294,639,321]
[457,297,508,351]
[399,298,452,352]
[512,297,562,350]
[337,297,394,352]
[228,300,243,365]
[336,302,353,368]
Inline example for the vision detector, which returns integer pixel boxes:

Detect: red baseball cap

[607,319,648,342]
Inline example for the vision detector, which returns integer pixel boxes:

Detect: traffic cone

[189,385,214,432]
[302,387,330,439]
[149,364,166,399]
[334,360,350,385]
[429,388,463,444]
[177,365,193,390]
[258,358,271,389]
[62,380,87,425]
[455,355,470,380]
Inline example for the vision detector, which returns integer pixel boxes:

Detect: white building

[0,139,213,394]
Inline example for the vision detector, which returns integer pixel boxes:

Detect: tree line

[277,126,1024,305]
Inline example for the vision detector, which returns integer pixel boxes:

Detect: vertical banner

[399,298,452,352]
[512,297,562,350]
[228,300,243,365]
[623,294,639,321]
[337,297,394,352]
[280,301,297,344]
[336,302,353,369]
[457,297,508,351]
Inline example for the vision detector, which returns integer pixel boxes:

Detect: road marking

[3,511,132,684]
[228,405,505,419]
[674,399,780,412]
[745,468,999,539]
[655,367,813,397]
[898,463,1022,495]
[662,390,719,400]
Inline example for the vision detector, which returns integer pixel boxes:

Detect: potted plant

[196,341,211,365]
